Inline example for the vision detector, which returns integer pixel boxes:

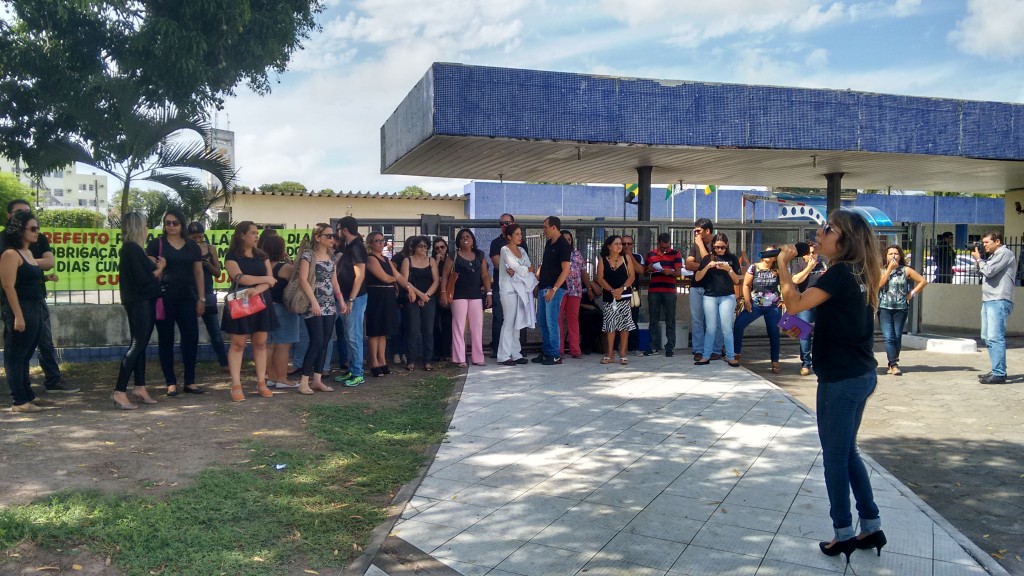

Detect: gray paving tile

[846,550,933,575]
[647,493,723,522]
[415,476,475,501]
[765,533,854,573]
[494,542,595,575]
[365,563,389,576]
[707,502,787,532]
[932,560,989,576]
[669,544,763,575]
[429,461,506,484]
[531,522,619,554]
[931,525,979,566]
[574,554,669,576]
[754,559,845,575]
[524,470,604,499]
[596,532,688,571]
[449,483,525,508]
[390,519,463,555]
[409,499,493,531]
[689,522,776,558]
[623,506,704,544]
[432,529,526,569]
[778,510,835,542]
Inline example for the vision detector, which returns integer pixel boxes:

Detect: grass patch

[0,374,456,575]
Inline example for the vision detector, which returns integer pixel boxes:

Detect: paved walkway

[366,355,1005,576]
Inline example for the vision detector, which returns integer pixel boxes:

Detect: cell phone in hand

[778,312,813,340]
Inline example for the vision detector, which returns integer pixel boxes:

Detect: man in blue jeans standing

[974,231,1016,385]
[336,216,368,387]
[532,216,571,365]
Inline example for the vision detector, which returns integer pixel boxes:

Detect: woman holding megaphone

[777,212,886,563]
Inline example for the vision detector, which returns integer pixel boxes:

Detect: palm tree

[23,79,235,220]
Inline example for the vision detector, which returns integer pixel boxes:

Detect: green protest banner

[43,228,314,291]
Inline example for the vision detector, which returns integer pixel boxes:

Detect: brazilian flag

[624,183,638,204]
[704,184,718,196]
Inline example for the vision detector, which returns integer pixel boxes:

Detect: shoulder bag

[283,245,317,314]
[225,274,267,319]
[443,257,459,301]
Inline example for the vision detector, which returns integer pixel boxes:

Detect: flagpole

[714,187,719,223]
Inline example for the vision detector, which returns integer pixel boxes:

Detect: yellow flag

[704,185,717,196]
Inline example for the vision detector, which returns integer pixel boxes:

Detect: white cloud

[950,0,1024,59]
[805,47,829,67]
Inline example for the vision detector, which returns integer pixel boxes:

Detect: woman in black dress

[113,212,164,409]
[145,208,205,396]
[221,221,279,402]
[365,231,402,376]
[432,238,452,362]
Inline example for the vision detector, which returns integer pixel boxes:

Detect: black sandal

[166,385,179,397]
[183,385,205,394]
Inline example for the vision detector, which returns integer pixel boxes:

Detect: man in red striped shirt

[645,232,682,357]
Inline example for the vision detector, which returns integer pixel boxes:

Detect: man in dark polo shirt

[645,232,682,357]
[335,216,367,387]
[532,216,571,365]
[0,200,77,394]
[488,213,521,358]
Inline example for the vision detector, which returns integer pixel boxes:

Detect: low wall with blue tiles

[466,181,1004,225]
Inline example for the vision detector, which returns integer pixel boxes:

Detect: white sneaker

[268,380,299,389]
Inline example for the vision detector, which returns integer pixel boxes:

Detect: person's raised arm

[791,256,816,285]
[777,245,832,314]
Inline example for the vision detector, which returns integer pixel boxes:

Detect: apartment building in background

[0,156,109,214]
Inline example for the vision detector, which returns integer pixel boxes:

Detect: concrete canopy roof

[382,63,1024,193]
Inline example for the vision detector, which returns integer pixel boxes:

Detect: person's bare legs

[252,332,272,397]
[228,335,247,401]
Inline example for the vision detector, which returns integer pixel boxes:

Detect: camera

[965,241,983,251]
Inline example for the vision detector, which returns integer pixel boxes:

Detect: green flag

[665,185,674,200]
[704,184,717,196]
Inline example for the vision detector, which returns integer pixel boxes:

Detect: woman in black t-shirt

[777,211,884,562]
[694,233,741,366]
[440,229,492,368]
[145,208,205,396]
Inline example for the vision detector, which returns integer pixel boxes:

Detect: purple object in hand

[778,312,813,340]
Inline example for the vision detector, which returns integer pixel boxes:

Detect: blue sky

[221,0,1024,195]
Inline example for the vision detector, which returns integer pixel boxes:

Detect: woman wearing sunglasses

[146,208,205,397]
[1,211,49,412]
[693,233,741,366]
[777,213,885,562]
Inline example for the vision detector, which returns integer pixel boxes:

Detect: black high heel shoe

[381,364,391,375]
[855,530,887,556]
[819,537,858,563]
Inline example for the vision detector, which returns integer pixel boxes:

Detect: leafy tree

[258,181,307,194]
[177,184,230,224]
[0,0,324,162]
[0,172,32,213]
[109,188,176,227]
[319,188,335,196]
[37,208,104,228]
[400,185,428,197]
[23,79,235,219]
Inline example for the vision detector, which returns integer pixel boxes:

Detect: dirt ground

[0,360,462,575]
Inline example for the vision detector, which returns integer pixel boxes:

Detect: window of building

[88,184,94,192]
[79,184,86,191]
[79,199,87,207]
[53,189,63,196]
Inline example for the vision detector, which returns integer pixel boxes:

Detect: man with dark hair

[533,216,571,365]
[645,232,682,357]
[974,230,1015,384]
[685,218,722,360]
[489,213,521,358]
[0,200,78,394]
[335,216,367,387]
[934,232,955,284]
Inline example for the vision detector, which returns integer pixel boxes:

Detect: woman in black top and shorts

[222,221,279,402]
[113,212,165,410]
[365,231,402,376]
[1,211,48,413]
[778,211,885,562]
[145,208,205,396]
[596,235,636,365]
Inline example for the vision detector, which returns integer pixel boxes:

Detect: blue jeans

[877,308,907,367]
[690,287,724,355]
[798,307,816,368]
[343,294,367,377]
[648,291,677,351]
[981,299,1013,377]
[701,294,736,361]
[817,370,881,541]
[733,305,782,361]
[537,287,566,358]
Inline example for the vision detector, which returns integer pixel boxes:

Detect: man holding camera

[973,231,1015,384]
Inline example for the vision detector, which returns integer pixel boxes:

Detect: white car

[920,255,979,284]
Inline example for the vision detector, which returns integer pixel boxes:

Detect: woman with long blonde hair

[777,210,884,562]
